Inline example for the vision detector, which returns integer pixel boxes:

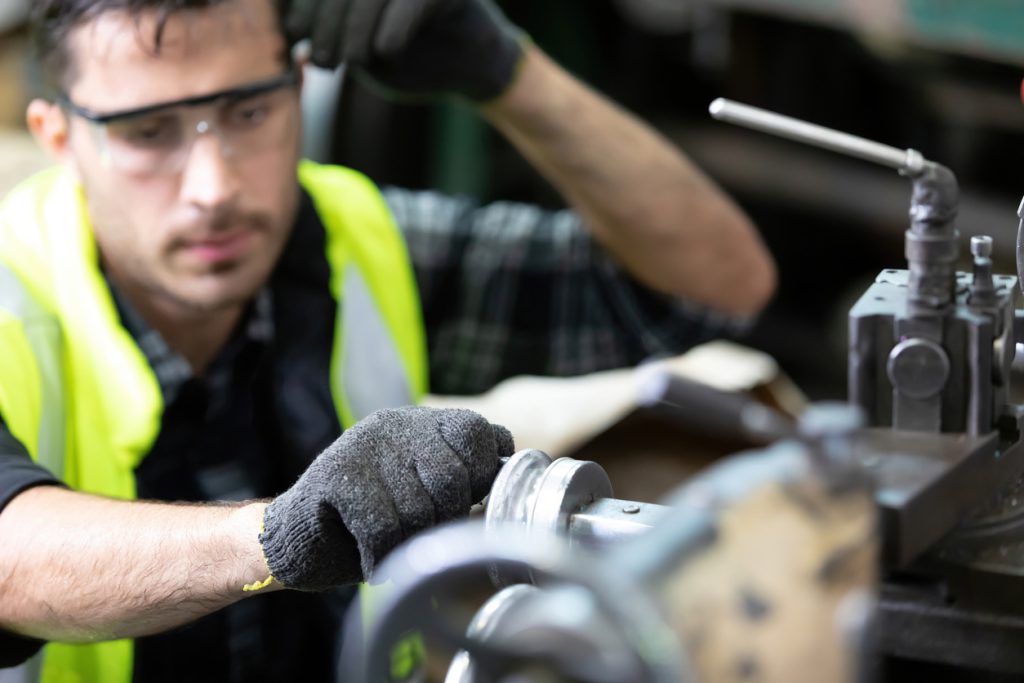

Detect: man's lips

[180,229,257,264]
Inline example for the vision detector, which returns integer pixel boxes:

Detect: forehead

[66,0,287,110]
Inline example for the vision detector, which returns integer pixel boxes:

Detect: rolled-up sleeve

[0,415,62,514]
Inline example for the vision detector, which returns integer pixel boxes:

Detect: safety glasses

[59,70,300,177]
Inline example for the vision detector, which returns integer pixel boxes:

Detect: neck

[111,275,245,377]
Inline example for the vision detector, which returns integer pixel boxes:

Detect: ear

[27,99,73,164]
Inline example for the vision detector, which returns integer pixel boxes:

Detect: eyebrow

[58,70,299,124]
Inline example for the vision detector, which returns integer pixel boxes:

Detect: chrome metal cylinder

[486,450,667,552]
[709,98,925,175]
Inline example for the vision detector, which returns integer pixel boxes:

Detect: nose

[178,125,242,211]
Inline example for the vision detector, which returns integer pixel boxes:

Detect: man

[0,0,776,681]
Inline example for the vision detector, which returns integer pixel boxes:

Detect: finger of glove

[281,0,320,45]
[408,433,473,521]
[341,409,441,538]
[433,409,513,503]
[366,429,439,536]
[373,0,438,58]
[326,454,405,581]
[342,0,391,64]
[309,0,352,68]
[363,407,473,521]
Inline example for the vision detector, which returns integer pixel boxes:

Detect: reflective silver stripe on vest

[0,652,42,683]
[0,264,66,479]
[341,267,414,421]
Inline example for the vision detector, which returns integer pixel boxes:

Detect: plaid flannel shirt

[386,188,744,395]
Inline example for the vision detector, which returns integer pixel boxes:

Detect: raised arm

[284,0,777,316]
[481,46,775,315]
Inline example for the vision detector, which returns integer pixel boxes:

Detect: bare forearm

[483,46,776,316]
[0,486,276,642]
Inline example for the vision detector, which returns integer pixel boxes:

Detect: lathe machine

[347,99,1024,683]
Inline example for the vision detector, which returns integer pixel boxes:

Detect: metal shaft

[569,498,668,549]
[487,451,668,588]
[637,368,794,444]
[709,98,926,175]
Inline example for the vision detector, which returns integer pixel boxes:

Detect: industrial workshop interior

[3,0,1024,681]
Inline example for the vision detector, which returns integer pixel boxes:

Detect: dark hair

[31,0,288,90]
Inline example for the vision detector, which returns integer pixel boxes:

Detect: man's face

[61,0,301,314]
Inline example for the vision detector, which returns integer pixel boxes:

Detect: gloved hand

[260,406,514,591]
[279,0,525,101]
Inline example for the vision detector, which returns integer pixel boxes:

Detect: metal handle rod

[636,368,794,444]
[709,98,926,175]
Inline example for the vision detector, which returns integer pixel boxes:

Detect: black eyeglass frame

[57,70,300,125]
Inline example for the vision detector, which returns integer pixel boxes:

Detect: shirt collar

[107,281,275,403]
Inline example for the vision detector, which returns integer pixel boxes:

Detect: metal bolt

[971,235,993,259]
[622,504,641,515]
[887,339,950,400]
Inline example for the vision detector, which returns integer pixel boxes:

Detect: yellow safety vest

[0,160,428,683]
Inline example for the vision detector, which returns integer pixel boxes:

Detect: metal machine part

[653,440,875,683]
[350,522,691,683]
[708,99,927,176]
[712,100,1024,677]
[485,449,667,586]
[486,450,665,546]
[710,99,958,323]
[968,236,997,307]
[444,583,666,683]
[636,358,1018,568]
[352,103,1024,682]
[445,585,541,683]
[353,405,877,683]
[848,267,1016,436]
[711,98,1015,438]
[635,367,795,444]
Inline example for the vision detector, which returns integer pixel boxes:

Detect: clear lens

[94,86,297,176]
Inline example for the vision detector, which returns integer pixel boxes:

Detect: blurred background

[3,0,1024,402]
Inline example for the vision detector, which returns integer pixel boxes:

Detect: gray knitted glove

[260,406,514,591]
[280,0,525,101]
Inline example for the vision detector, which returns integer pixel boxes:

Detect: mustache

[169,210,273,246]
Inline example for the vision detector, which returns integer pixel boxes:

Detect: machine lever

[709,98,928,176]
